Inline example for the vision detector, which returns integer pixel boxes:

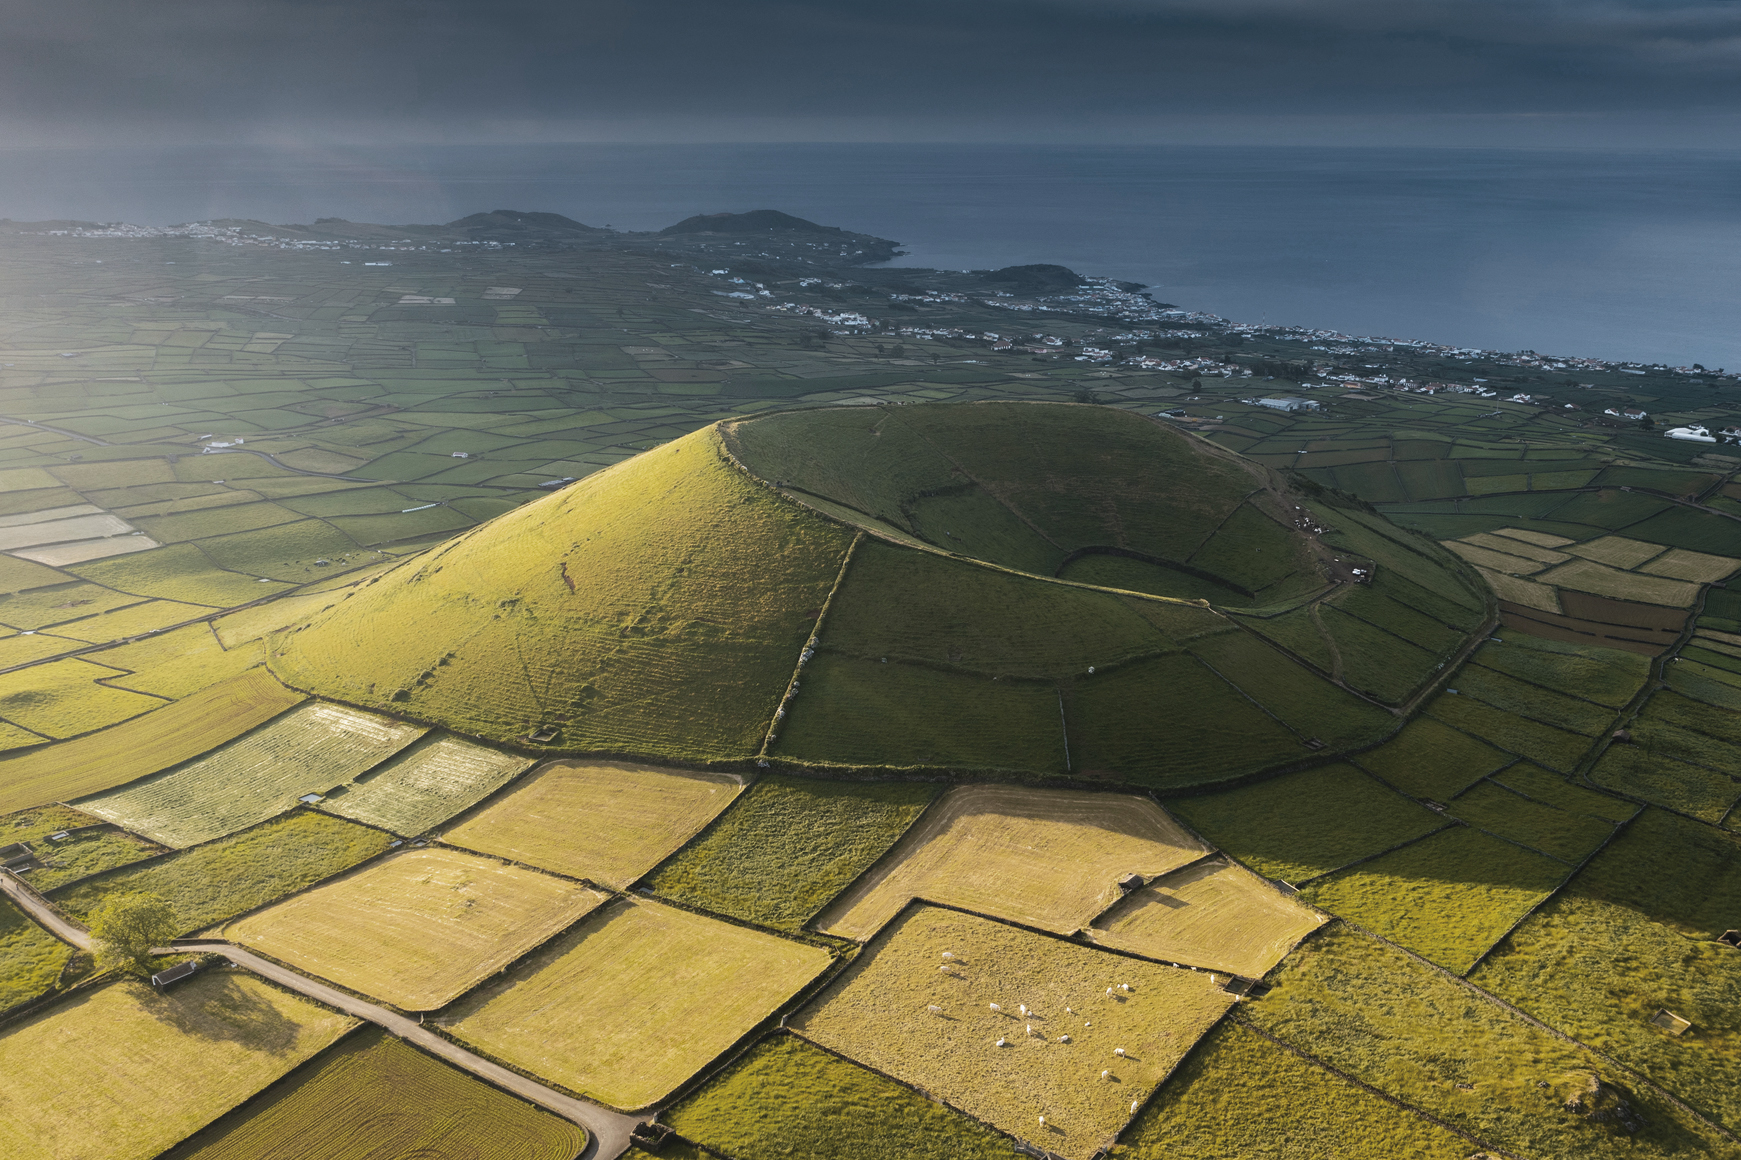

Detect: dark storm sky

[6,0,1741,145]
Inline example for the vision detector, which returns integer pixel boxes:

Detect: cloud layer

[7,0,1741,144]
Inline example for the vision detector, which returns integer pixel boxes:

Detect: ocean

[1,143,1736,367]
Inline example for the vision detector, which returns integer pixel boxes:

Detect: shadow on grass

[137,972,304,1056]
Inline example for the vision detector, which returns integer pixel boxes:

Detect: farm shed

[150,960,202,989]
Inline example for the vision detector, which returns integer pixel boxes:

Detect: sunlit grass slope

[273,426,855,760]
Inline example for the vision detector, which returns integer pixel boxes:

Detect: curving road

[0,870,640,1160]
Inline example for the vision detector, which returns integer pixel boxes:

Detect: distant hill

[446,210,606,242]
[660,210,841,236]
[273,403,1485,784]
[978,264,1086,292]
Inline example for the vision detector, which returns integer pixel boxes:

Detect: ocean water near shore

[2,142,1736,367]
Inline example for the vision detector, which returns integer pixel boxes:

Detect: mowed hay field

[443,760,743,887]
[814,785,1208,942]
[163,1027,585,1160]
[228,847,608,1010]
[791,905,1233,1160]
[0,667,303,813]
[449,897,833,1109]
[75,701,425,847]
[0,973,354,1160]
[319,734,535,837]
[272,426,855,761]
[1088,858,1325,978]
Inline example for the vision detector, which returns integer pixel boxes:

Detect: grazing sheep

[1106,987,1115,997]
[1059,1034,1071,1043]
[1018,1003,1029,1016]
[989,1002,1002,1012]
[942,951,956,961]
[1084,1021,1092,1028]
[1038,1116,1046,1127]
[996,1037,1007,1047]
[1065,1006,1075,1015]
[1101,1069,1111,1081]
[1114,1047,1126,1058]
[1026,1024,1034,1037]
[1131,1100,1141,1114]
[1119,983,1132,993]
[927,1004,943,1015]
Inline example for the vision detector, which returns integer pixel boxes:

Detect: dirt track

[0,869,640,1160]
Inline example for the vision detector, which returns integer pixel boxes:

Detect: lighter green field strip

[319,734,534,836]
[75,701,425,847]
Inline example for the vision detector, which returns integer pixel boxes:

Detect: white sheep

[938,964,953,972]
[1038,1116,1046,1127]
[941,951,956,961]
[1018,1003,1030,1016]
[1065,1006,1075,1015]
[1084,1021,1092,1028]
[927,1004,942,1015]
[1101,1069,1111,1081]
[1131,1100,1141,1114]
[989,1002,1002,1012]
[1058,1034,1071,1043]
[1119,983,1132,993]
[1106,987,1115,997]
[1026,1023,1034,1037]
[1114,1047,1126,1058]
[996,1037,1007,1047]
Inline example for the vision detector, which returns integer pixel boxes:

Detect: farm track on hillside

[0,868,641,1160]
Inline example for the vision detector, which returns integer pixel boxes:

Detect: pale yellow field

[1459,533,1570,565]
[1566,535,1666,569]
[814,784,1208,942]
[1639,547,1741,583]
[213,588,349,648]
[0,973,354,1160]
[1490,527,1574,549]
[227,847,606,1010]
[791,904,1233,1160]
[1475,567,1561,613]
[1087,857,1325,978]
[442,760,743,887]
[1535,558,1700,608]
[1443,541,1548,575]
[449,897,832,1109]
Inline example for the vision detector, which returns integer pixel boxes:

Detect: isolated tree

[1074,387,1102,405]
[89,892,178,977]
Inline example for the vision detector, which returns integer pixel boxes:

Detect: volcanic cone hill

[272,403,1490,786]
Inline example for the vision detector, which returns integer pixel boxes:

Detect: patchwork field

[53,810,392,935]
[0,657,166,740]
[664,1033,1018,1160]
[1167,763,1446,887]
[1473,891,1741,1133]
[1446,779,1620,863]
[1300,825,1570,973]
[318,734,535,837]
[791,904,1233,1160]
[645,774,939,930]
[75,701,426,847]
[228,847,608,1010]
[1122,1019,1474,1159]
[813,784,1208,941]
[0,973,354,1160]
[442,759,742,887]
[1244,924,1737,1160]
[0,892,73,1013]
[1088,857,1326,978]
[0,804,162,891]
[163,1027,587,1160]
[1351,717,1512,800]
[449,897,833,1109]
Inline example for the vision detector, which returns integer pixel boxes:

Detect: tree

[1640,416,1656,430]
[1073,387,1102,405]
[89,892,177,977]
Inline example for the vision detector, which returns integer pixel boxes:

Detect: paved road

[0,871,641,1160]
